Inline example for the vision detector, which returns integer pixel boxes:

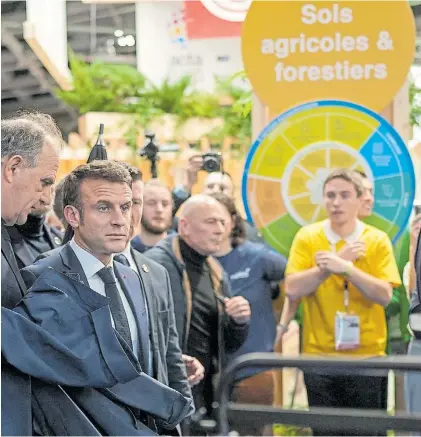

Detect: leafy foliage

[56,52,252,147]
[208,73,252,143]
[409,78,421,128]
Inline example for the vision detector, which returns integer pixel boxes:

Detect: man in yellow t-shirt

[285,168,401,437]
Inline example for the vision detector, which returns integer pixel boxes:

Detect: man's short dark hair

[1,110,63,167]
[114,161,143,183]
[323,168,363,197]
[63,160,132,220]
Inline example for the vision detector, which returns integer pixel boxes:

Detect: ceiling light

[117,36,127,47]
[114,29,124,37]
[125,35,135,47]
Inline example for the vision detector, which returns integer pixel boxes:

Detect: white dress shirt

[70,238,139,358]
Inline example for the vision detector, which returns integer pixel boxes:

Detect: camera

[201,152,223,173]
[139,131,159,162]
[138,130,160,178]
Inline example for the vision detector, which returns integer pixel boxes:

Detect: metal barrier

[216,353,421,435]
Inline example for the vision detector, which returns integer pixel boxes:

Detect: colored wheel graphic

[242,100,416,256]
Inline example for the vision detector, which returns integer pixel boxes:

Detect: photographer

[172,154,264,244]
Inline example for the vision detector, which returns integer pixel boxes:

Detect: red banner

[184,1,242,40]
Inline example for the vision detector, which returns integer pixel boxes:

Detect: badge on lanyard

[334,280,360,350]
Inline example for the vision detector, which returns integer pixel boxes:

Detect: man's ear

[178,217,187,236]
[64,205,80,229]
[2,155,25,184]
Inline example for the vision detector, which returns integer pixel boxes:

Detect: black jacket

[7,216,63,269]
[1,221,31,435]
[410,230,421,339]
[145,235,249,373]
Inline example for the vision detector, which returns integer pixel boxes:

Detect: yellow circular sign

[242,1,416,113]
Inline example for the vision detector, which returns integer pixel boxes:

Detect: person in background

[276,170,376,343]
[355,170,412,418]
[145,195,251,432]
[286,168,401,437]
[132,179,174,253]
[211,192,287,436]
[172,154,264,243]
[117,163,205,393]
[48,177,66,231]
[404,213,421,435]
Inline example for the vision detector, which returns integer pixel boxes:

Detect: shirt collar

[322,219,365,245]
[119,244,132,260]
[69,238,113,279]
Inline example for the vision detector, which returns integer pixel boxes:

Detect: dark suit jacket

[20,244,193,433]
[1,221,31,435]
[35,244,193,405]
[7,221,63,269]
[129,247,193,402]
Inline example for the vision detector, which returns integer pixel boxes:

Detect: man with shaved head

[146,194,251,432]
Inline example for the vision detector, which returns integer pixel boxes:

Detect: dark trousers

[304,372,387,436]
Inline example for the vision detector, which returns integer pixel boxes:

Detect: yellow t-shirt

[286,220,401,357]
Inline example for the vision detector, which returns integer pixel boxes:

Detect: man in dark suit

[23,160,194,434]
[1,111,63,435]
[36,162,204,395]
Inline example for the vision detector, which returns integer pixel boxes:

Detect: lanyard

[344,279,349,312]
[331,243,350,313]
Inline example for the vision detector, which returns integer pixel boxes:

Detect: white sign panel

[25,0,71,90]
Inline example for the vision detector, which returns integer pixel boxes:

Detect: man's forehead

[197,203,223,218]
[144,184,171,199]
[206,172,230,184]
[81,179,131,197]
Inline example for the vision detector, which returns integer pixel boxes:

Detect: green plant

[208,73,252,145]
[56,54,252,150]
[56,50,153,118]
[146,76,192,116]
[409,78,421,128]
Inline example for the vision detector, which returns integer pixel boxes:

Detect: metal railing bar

[217,353,421,435]
[226,404,421,433]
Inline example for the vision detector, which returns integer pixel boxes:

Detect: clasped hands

[315,241,365,275]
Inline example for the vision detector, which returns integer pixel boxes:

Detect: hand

[182,354,205,387]
[224,296,251,324]
[183,154,203,191]
[315,251,350,275]
[274,323,289,347]
[337,241,366,262]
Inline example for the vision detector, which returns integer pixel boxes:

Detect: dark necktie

[114,254,152,375]
[97,266,133,350]
[115,254,130,267]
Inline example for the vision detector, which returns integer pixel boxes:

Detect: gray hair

[1,110,63,168]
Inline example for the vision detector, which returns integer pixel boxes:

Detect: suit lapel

[1,224,27,294]
[130,248,160,377]
[59,243,89,286]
